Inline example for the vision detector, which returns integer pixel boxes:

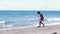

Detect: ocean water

[0,10,60,28]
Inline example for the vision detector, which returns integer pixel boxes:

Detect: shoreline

[0,23,60,30]
[0,24,60,34]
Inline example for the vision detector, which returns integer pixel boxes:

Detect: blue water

[0,10,60,28]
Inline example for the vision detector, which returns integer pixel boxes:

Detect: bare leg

[38,22,41,27]
[39,22,41,27]
[41,22,45,27]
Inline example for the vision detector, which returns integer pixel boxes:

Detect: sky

[0,0,60,10]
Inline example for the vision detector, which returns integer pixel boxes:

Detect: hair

[37,11,40,14]
[52,32,57,34]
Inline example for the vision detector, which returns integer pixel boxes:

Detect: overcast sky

[0,0,60,10]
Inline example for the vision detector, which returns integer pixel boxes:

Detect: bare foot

[38,26,40,28]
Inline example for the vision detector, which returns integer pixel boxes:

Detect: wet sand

[0,24,60,34]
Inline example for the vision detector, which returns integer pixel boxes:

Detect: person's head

[37,11,40,14]
[52,32,57,34]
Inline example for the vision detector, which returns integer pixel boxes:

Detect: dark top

[40,14,44,21]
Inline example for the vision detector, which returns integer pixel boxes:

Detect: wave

[0,21,5,23]
[0,17,60,28]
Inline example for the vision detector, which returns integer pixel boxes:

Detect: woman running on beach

[37,11,45,27]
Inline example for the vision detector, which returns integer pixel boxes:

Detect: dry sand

[0,25,60,34]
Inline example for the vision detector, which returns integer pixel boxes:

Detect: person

[37,11,45,27]
[52,32,57,34]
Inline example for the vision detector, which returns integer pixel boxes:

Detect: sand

[0,25,60,34]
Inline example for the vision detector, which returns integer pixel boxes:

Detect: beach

[0,24,60,34]
[0,11,60,34]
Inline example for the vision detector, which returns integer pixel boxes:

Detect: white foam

[0,17,60,30]
[47,18,60,21]
[45,23,60,26]
[0,21,5,24]
[2,25,13,27]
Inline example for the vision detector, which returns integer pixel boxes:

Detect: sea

[0,10,60,29]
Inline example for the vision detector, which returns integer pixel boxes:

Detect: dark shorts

[40,18,44,22]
